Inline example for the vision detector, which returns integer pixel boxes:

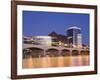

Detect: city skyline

[23,11,90,45]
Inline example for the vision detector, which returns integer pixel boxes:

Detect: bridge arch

[46,48,59,57]
[72,50,79,56]
[27,47,44,57]
[80,50,89,55]
[23,48,32,59]
[61,49,70,56]
[86,51,89,55]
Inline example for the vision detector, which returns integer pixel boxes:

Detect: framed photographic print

[11,0,97,79]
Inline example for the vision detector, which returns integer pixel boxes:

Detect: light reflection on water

[22,55,89,68]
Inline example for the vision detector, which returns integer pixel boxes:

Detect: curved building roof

[67,26,81,30]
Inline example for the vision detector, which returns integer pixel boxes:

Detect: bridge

[23,44,89,58]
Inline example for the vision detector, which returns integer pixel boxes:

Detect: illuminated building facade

[23,26,82,48]
[67,26,82,48]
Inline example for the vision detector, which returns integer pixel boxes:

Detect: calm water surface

[22,55,89,68]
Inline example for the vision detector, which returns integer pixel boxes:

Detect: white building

[77,34,82,48]
[32,36,52,46]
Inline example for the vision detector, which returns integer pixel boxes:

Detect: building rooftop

[32,36,52,38]
[67,26,81,30]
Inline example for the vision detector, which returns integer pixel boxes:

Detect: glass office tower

[67,26,82,48]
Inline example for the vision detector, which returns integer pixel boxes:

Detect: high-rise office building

[67,26,82,48]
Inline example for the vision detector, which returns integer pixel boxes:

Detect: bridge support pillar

[70,50,72,56]
[43,50,46,57]
[79,50,81,55]
[59,50,61,56]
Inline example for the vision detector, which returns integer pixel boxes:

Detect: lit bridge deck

[23,44,89,58]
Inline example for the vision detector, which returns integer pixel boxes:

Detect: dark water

[22,55,89,68]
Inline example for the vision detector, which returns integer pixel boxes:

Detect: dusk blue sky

[23,11,90,45]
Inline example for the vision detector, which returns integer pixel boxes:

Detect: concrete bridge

[23,44,89,58]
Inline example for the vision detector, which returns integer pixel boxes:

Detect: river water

[22,55,89,68]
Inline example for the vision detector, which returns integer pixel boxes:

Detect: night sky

[23,11,90,45]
